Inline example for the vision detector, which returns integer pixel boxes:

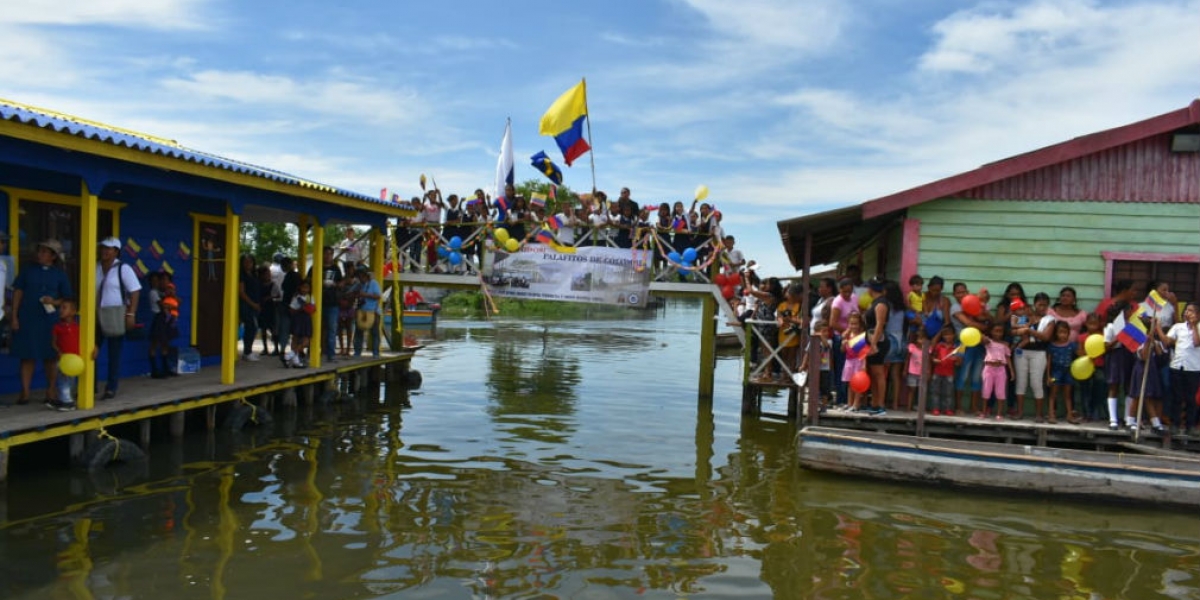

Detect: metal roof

[0,98,393,208]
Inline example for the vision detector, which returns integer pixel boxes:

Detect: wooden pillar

[221,206,240,385]
[802,232,821,426]
[282,387,298,409]
[698,295,716,398]
[206,405,217,430]
[169,412,186,437]
[298,215,310,275]
[78,182,100,410]
[140,420,152,450]
[69,434,87,462]
[310,223,326,369]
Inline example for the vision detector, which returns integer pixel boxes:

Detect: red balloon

[850,370,871,393]
[713,273,726,286]
[962,294,982,317]
[721,285,736,299]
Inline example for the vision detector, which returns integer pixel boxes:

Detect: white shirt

[422,201,442,225]
[1166,322,1200,371]
[554,213,576,245]
[588,212,609,242]
[96,260,142,308]
[724,248,745,270]
[269,263,284,299]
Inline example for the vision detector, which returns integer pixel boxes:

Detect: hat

[1010,298,1027,311]
[867,277,886,292]
[39,239,64,255]
[100,237,121,249]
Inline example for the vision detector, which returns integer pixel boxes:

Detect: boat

[716,331,741,349]
[400,302,440,326]
[796,426,1200,509]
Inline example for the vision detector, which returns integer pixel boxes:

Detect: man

[404,286,425,309]
[94,236,141,400]
[617,187,639,216]
[0,231,9,321]
[353,266,382,357]
[721,235,745,273]
[276,256,300,362]
[338,226,363,267]
[307,246,343,361]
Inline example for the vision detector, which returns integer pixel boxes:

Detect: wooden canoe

[796,426,1200,509]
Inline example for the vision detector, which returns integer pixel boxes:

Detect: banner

[485,244,651,306]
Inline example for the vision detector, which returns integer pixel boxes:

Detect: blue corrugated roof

[0,98,395,208]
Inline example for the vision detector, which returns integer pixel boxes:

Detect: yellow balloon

[505,238,520,252]
[858,293,872,310]
[59,353,84,377]
[494,228,510,244]
[694,184,709,201]
[1070,356,1095,381]
[960,327,981,348]
[1084,334,1106,359]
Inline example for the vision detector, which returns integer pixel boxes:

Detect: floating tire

[81,437,147,471]
[224,403,275,430]
[403,369,423,389]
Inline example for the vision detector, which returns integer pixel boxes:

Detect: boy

[149,282,180,378]
[48,298,80,411]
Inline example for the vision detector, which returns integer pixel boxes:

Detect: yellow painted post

[309,223,325,368]
[699,295,716,398]
[370,226,384,282]
[221,208,240,384]
[78,182,99,410]
[298,215,309,275]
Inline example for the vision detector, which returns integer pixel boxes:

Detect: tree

[515,179,577,215]
[240,222,297,264]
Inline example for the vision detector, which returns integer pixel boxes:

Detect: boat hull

[797,427,1200,509]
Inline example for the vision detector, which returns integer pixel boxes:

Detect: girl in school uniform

[1162,302,1200,435]
[1104,302,1137,430]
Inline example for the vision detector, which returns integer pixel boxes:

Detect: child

[1008,298,1031,350]
[48,298,80,411]
[1104,302,1136,431]
[980,322,1013,420]
[842,313,868,412]
[1046,320,1077,424]
[1127,320,1166,433]
[906,274,925,333]
[903,328,927,412]
[800,320,833,409]
[337,275,358,355]
[930,326,959,415]
[149,282,180,378]
[776,284,804,382]
[286,279,315,368]
[1075,314,1107,421]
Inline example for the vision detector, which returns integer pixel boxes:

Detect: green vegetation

[240,222,297,264]
[439,290,645,319]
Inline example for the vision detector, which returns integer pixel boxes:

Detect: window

[17,199,116,289]
[1105,252,1199,307]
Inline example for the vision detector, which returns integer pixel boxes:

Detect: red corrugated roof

[862,99,1200,219]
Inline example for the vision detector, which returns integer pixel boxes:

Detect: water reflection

[0,306,1197,599]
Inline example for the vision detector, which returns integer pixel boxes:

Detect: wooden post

[69,434,86,462]
[139,419,152,450]
[282,387,298,409]
[170,412,186,437]
[221,207,240,385]
[806,331,822,426]
[78,182,100,410]
[915,338,932,437]
[698,295,716,398]
[206,405,217,430]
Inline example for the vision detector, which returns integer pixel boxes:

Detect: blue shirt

[358,279,381,313]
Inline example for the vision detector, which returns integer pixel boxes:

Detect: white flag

[494,119,514,201]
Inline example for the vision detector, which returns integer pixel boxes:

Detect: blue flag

[530,151,564,185]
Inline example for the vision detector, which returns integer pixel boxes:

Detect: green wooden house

[778,100,1200,313]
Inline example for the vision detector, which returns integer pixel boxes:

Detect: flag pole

[581,77,597,196]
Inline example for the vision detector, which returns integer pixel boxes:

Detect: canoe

[796,426,1200,509]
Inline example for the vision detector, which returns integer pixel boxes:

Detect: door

[194,219,227,355]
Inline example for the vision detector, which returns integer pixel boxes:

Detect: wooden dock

[0,350,417,481]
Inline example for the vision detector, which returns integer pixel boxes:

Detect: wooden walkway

[0,349,415,461]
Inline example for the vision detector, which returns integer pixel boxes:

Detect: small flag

[391,193,401,203]
[161,261,175,275]
[380,187,388,200]
[133,259,150,277]
[549,184,558,199]
[149,240,164,259]
[530,192,546,208]
[467,198,482,207]
[534,229,555,245]
[178,241,191,260]
[419,174,427,191]
[1117,312,1148,352]
[673,216,687,232]
[495,196,509,211]
[849,333,868,354]
[1145,290,1167,313]
[530,151,564,185]
[547,215,565,231]
[124,237,142,258]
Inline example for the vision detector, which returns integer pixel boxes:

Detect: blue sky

[2,0,1197,274]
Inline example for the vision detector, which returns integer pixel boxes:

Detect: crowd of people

[391,185,735,272]
[737,269,1200,436]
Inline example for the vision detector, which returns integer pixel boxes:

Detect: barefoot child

[1046,320,1077,424]
[980,323,1013,420]
[929,326,959,415]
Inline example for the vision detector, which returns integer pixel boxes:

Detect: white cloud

[0,0,212,29]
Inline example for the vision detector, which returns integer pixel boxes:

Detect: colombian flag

[1145,289,1167,313]
[530,151,564,185]
[529,192,546,209]
[1117,308,1148,352]
[539,80,591,167]
[149,240,165,259]
[534,229,555,245]
[849,333,868,355]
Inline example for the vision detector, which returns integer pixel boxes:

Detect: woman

[750,277,784,383]
[237,254,261,361]
[922,276,952,337]
[829,278,859,407]
[1014,292,1055,422]
[1162,302,1199,436]
[809,277,836,334]
[863,277,899,415]
[1047,286,1088,343]
[882,279,908,409]
[11,240,72,403]
[995,282,1028,332]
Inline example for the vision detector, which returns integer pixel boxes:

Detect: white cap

[100,237,121,249]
